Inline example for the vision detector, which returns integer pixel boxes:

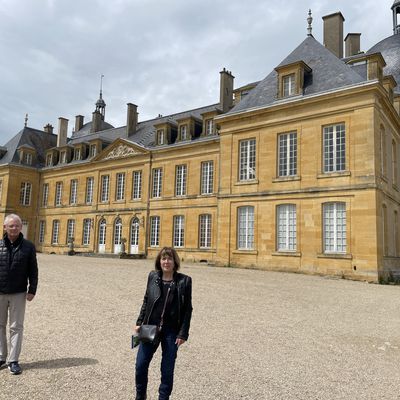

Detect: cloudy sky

[0,0,394,143]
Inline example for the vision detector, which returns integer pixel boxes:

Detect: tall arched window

[114,218,123,254]
[98,219,106,253]
[381,125,387,176]
[392,139,398,187]
[382,204,388,256]
[130,217,140,254]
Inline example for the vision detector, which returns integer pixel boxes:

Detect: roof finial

[24,113,28,127]
[95,74,106,119]
[307,9,313,36]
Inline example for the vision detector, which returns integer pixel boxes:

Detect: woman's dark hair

[155,247,180,272]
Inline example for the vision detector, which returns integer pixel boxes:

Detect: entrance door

[130,218,139,254]
[114,218,122,254]
[98,219,106,253]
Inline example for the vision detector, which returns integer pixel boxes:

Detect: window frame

[237,206,255,250]
[239,139,256,181]
[323,202,347,254]
[323,123,346,173]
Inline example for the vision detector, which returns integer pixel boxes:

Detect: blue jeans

[135,329,178,400]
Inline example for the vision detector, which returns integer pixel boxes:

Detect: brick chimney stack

[345,33,361,57]
[43,124,54,134]
[322,12,345,58]
[126,103,138,137]
[91,111,101,133]
[75,115,84,133]
[57,117,68,147]
[219,68,234,113]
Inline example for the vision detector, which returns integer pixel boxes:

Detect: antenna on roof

[24,113,28,127]
[100,74,104,99]
[307,9,313,37]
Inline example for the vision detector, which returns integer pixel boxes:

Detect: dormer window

[46,154,53,167]
[60,151,67,164]
[180,125,188,141]
[90,144,97,157]
[75,148,81,161]
[283,74,295,97]
[23,152,33,165]
[157,129,165,145]
[206,119,214,136]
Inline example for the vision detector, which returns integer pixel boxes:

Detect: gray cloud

[0,0,393,142]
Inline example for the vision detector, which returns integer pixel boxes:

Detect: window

[205,119,214,136]
[381,126,387,176]
[82,218,92,245]
[67,219,75,242]
[86,177,94,204]
[152,168,162,198]
[323,124,345,173]
[90,144,97,157]
[99,219,106,246]
[323,202,346,253]
[60,151,67,164]
[157,129,165,145]
[175,165,187,196]
[133,171,142,200]
[180,125,188,140]
[173,215,185,248]
[201,161,214,194]
[46,154,52,167]
[238,206,254,250]
[42,183,49,207]
[199,214,212,248]
[116,173,125,201]
[55,182,63,206]
[383,205,388,257]
[52,220,60,244]
[23,152,33,165]
[283,73,295,97]
[278,132,297,177]
[114,218,122,247]
[38,221,45,243]
[74,148,81,161]
[277,204,297,251]
[70,179,78,205]
[239,139,256,181]
[392,139,398,186]
[150,216,160,247]
[20,182,32,206]
[101,175,110,202]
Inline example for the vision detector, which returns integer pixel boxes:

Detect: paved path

[2,254,400,399]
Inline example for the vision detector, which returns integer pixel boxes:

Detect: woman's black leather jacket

[136,270,193,340]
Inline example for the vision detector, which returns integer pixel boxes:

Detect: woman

[134,247,193,400]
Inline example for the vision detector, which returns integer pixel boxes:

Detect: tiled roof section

[72,120,115,138]
[367,34,400,94]
[69,103,220,148]
[0,127,57,167]
[229,36,366,114]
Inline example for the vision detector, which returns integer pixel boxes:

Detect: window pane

[238,206,254,249]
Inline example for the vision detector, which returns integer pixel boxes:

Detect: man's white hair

[4,214,22,226]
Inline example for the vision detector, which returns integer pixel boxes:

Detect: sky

[0,0,395,144]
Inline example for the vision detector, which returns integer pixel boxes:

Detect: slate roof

[367,33,400,94]
[229,36,367,114]
[0,127,57,167]
[69,103,220,148]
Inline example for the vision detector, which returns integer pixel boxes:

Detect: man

[0,214,38,375]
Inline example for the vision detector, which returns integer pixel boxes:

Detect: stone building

[0,4,399,282]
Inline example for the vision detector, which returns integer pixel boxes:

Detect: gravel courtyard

[2,254,400,400]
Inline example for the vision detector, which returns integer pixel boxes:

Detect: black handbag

[137,283,172,345]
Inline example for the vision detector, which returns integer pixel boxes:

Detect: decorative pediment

[94,139,147,162]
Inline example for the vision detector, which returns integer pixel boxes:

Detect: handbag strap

[159,283,172,329]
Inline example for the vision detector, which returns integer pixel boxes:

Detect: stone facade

[0,8,400,282]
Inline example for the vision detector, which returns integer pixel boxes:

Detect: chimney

[75,115,84,132]
[345,33,361,57]
[126,103,138,137]
[219,68,234,113]
[57,117,68,147]
[91,111,101,133]
[43,123,54,134]
[322,12,345,58]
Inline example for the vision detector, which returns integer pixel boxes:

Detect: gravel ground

[1,254,400,400]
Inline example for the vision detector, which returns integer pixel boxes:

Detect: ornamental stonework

[103,144,140,160]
